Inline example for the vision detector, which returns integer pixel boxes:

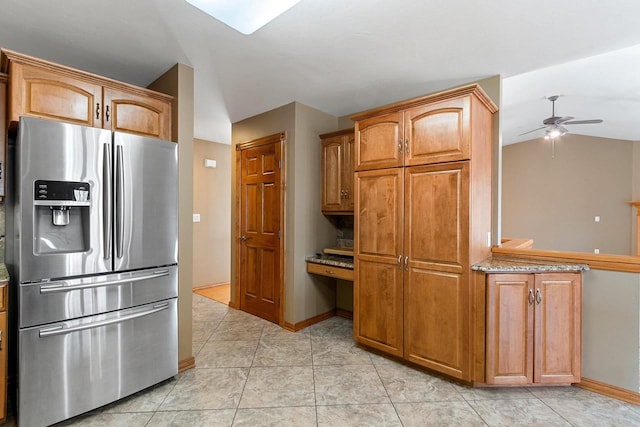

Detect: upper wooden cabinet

[321,128,354,214]
[484,272,582,385]
[1,49,172,141]
[352,85,493,171]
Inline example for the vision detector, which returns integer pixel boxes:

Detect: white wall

[193,139,231,287]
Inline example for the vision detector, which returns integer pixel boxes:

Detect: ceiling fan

[520,95,603,139]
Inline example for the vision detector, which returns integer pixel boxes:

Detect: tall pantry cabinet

[351,84,497,381]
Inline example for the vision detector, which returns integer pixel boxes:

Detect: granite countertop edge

[305,256,354,270]
[472,257,590,273]
[0,264,9,282]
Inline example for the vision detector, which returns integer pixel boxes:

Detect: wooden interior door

[354,168,404,356]
[403,162,471,380]
[534,273,582,384]
[238,135,282,324]
[485,274,534,385]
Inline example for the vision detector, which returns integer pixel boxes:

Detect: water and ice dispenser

[33,180,91,254]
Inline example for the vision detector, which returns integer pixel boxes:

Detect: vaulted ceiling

[1,0,640,144]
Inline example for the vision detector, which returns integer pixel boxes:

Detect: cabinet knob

[528,289,534,305]
[404,256,409,271]
[398,140,403,153]
[96,102,100,119]
[405,139,409,154]
[397,255,402,269]
[240,235,248,241]
[106,105,110,122]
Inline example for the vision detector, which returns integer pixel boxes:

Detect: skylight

[184,0,302,35]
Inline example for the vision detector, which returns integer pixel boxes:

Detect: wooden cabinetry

[485,272,582,385]
[352,84,497,381]
[0,281,7,422]
[1,49,172,141]
[354,92,472,171]
[0,73,7,198]
[321,128,354,214]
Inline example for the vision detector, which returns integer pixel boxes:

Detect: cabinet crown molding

[1,48,172,102]
[349,83,497,121]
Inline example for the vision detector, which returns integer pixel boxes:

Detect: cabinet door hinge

[278,160,282,169]
[278,229,281,239]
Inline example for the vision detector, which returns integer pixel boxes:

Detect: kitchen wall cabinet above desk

[321,128,354,214]
[1,49,172,141]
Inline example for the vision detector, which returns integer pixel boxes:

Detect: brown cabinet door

[354,168,404,356]
[9,62,102,127]
[355,112,403,171]
[403,163,471,380]
[321,136,344,212]
[485,274,534,385]
[534,273,582,384]
[0,309,6,421]
[404,96,470,166]
[342,134,355,211]
[0,74,6,198]
[103,87,171,141]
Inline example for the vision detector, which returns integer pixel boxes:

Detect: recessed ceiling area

[1,0,640,144]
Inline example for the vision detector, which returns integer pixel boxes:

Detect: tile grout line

[370,359,405,426]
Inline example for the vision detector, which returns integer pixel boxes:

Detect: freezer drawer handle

[39,270,170,294]
[38,302,170,337]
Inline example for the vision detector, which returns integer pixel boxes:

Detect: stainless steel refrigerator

[6,116,179,427]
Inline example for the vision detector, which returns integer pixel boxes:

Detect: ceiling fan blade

[555,116,575,124]
[542,116,573,125]
[563,119,603,125]
[519,126,547,136]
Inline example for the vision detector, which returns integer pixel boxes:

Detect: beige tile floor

[52,293,640,426]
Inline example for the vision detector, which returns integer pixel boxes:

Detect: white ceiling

[1,0,640,144]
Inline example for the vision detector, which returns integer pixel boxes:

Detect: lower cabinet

[0,282,7,421]
[485,272,582,385]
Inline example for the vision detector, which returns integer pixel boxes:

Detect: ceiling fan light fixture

[184,0,302,34]
[544,125,567,140]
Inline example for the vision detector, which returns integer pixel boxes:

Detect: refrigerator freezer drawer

[18,298,178,427]
[19,265,178,328]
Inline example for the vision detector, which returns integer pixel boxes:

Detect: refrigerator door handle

[103,143,112,259]
[38,302,170,337]
[116,145,125,259]
[39,270,170,294]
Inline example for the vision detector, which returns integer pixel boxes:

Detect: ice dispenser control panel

[34,180,90,203]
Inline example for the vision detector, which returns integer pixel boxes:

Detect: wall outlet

[193,213,201,223]
[487,231,492,247]
[595,216,601,222]
[594,248,600,254]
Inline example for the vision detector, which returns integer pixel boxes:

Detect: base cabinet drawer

[307,262,354,281]
[19,298,178,427]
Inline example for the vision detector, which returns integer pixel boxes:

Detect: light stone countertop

[0,264,8,282]
[472,257,589,273]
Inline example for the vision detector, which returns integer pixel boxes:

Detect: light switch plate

[193,213,201,222]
